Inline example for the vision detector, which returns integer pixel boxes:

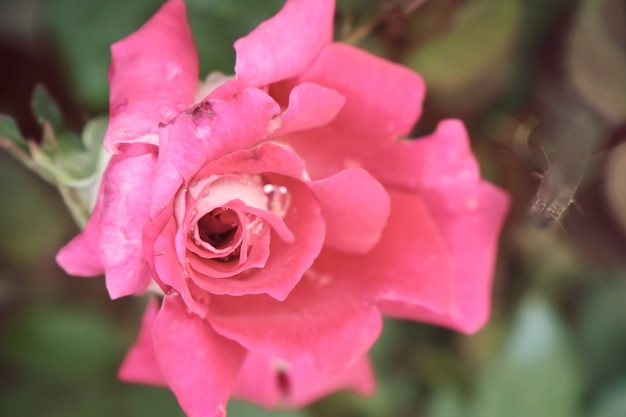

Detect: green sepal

[2,85,110,228]
[0,115,28,150]
[31,84,65,133]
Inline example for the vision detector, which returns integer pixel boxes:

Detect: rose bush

[56,0,509,415]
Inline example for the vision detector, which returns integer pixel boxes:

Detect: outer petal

[99,152,156,299]
[302,43,425,139]
[312,190,455,324]
[360,120,482,196]
[105,0,198,152]
[56,191,105,276]
[206,274,382,373]
[284,43,425,180]
[118,298,166,386]
[153,296,247,417]
[234,0,335,86]
[147,211,205,316]
[354,120,510,332]
[269,82,345,137]
[378,182,508,332]
[232,352,375,408]
[310,169,390,254]
[58,152,156,298]
[286,115,509,332]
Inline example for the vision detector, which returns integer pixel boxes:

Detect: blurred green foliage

[1,0,626,416]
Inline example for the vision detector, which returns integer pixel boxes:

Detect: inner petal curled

[181,174,295,280]
[198,208,241,250]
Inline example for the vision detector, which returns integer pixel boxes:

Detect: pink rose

[56,0,509,416]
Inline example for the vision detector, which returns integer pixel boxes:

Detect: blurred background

[1,0,625,416]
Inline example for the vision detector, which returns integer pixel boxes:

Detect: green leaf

[0,114,28,148]
[405,0,522,113]
[471,296,582,417]
[227,400,309,417]
[0,152,69,265]
[0,303,124,384]
[121,385,187,417]
[428,388,465,417]
[31,84,65,132]
[81,116,108,150]
[577,279,626,383]
[589,379,626,417]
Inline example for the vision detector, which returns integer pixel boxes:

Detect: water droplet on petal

[263,183,291,218]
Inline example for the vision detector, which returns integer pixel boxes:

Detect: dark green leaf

[31,84,65,132]
[0,114,28,149]
[405,0,522,113]
[227,400,308,417]
[0,152,68,264]
[589,379,626,417]
[0,303,124,383]
[577,279,626,384]
[471,297,582,417]
[428,388,465,417]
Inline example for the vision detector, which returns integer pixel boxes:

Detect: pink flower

[56,0,509,416]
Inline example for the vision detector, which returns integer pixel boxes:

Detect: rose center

[197,208,240,249]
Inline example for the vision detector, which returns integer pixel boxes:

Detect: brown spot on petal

[200,100,213,112]
[276,369,291,399]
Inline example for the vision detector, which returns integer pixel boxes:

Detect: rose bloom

[57,0,509,416]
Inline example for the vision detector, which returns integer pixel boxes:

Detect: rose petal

[269,82,345,137]
[232,351,375,408]
[285,42,426,179]
[147,212,206,316]
[105,0,198,152]
[313,182,508,333]
[149,136,185,219]
[166,88,280,183]
[310,168,390,254]
[399,181,509,333]
[301,43,425,138]
[362,120,482,195]
[187,229,271,278]
[206,78,248,101]
[59,152,156,298]
[285,117,509,332]
[146,144,324,308]
[206,274,382,373]
[185,199,294,279]
[56,192,105,277]
[344,120,510,332]
[153,296,247,417]
[118,298,166,386]
[196,142,306,180]
[186,179,324,300]
[234,0,334,87]
[312,190,455,324]
[99,153,156,299]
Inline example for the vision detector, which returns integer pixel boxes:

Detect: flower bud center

[197,207,240,249]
